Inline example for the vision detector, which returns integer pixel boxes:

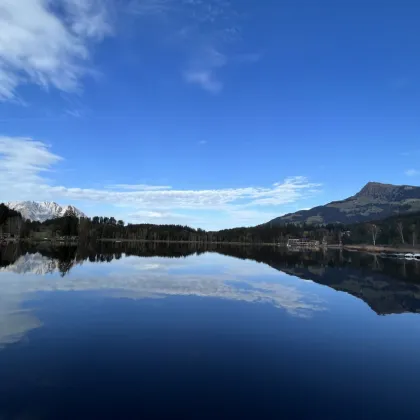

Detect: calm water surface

[1,243,420,419]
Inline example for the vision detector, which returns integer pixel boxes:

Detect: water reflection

[0,243,331,347]
[1,243,420,419]
[0,242,419,324]
[0,295,42,349]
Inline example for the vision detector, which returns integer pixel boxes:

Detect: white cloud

[0,136,62,186]
[128,210,195,225]
[38,181,318,210]
[184,47,227,93]
[185,70,222,93]
[107,184,173,191]
[63,0,113,39]
[131,210,170,219]
[65,109,83,118]
[0,0,112,101]
[128,0,245,93]
[0,0,255,99]
[405,169,420,177]
[0,137,320,228]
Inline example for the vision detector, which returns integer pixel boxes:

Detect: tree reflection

[1,242,420,315]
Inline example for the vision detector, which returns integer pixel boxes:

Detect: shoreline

[11,238,420,254]
[16,238,283,247]
[97,239,283,246]
[340,244,420,254]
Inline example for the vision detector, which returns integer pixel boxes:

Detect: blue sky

[0,0,419,229]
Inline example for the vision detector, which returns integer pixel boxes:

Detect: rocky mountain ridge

[269,182,420,225]
[5,201,86,222]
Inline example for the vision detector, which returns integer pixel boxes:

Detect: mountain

[269,182,420,226]
[5,201,86,222]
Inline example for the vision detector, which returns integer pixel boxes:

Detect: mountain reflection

[1,242,420,318]
[0,243,324,314]
[0,242,332,347]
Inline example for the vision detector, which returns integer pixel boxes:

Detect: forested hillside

[2,203,419,248]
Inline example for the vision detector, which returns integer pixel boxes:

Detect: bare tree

[368,224,380,246]
[397,221,405,244]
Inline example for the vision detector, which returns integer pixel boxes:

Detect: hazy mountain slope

[269,182,420,225]
[5,201,86,222]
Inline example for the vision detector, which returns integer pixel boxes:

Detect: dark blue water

[1,245,420,419]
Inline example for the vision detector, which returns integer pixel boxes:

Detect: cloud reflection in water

[0,252,326,347]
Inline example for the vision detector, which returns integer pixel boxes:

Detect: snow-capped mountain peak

[5,201,86,222]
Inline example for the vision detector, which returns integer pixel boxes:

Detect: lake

[1,242,420,419]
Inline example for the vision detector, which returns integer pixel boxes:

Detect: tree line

[1,202,420,248]
[0,204,21,225]
[19,214,347,244]
[343,211,420,248]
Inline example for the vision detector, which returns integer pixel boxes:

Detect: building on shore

[287,238,321,249]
